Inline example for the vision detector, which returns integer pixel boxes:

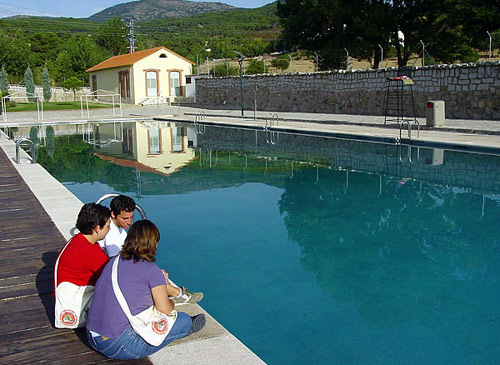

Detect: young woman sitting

[86,219,206,360]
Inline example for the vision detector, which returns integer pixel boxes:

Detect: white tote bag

[54,238,95,328]
[111,257,178,346]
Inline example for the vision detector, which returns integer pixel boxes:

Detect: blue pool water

[27,122,500,364]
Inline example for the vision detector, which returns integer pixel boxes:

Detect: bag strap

[54,237,74,288]
[111,257,134,319]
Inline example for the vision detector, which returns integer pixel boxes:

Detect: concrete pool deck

[1,104,499,363]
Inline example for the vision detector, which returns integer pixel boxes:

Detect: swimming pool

[21,121,500,364]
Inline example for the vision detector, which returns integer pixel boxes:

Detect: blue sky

[0,0,274,18]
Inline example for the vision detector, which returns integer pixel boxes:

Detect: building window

[186,76,191,84]
[148,128,161,154]
[145,70,159,97]
[118,71,130,98]
[171,127,184,152]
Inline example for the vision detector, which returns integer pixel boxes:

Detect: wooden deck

[0,148,151,364]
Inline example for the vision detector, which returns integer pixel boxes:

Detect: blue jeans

[86,312,192,360]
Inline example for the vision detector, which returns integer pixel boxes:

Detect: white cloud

[0,1,56,17]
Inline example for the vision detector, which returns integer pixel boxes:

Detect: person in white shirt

[99,195,203,305]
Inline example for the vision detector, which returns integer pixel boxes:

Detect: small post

[487,31,492,61]
[253,85,258,121]
[314,51,319,72]
[344,48,350,70]
[420,40,425,66]
[378,44,384,67]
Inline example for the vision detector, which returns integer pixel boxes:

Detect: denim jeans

[86,312,192,360]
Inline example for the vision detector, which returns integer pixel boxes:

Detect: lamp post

[487,31,492,61]
[233,51,245,116]
[378,44,383,67]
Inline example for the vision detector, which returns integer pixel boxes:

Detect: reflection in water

[9,121,500,364]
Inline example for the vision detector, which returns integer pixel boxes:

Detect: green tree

[96,17,128,56]
[63,76,83,101]
[0,31,31,78]
[271,57,289,72]
[277,0,499,68]
[213,62,239,77]
[29,32,63,68]
[50,35,108,86]
[24,65,36,102]
[246,59,265,74]
[42,67,52,102]
[0,65,8,96]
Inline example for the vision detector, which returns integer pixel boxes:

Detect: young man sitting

[99,195,203,306]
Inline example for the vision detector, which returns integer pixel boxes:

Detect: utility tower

[126,18,137,53]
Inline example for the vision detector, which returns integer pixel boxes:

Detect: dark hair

[120,220,160,263]
[110,195,136,216]
[76,203,111,235]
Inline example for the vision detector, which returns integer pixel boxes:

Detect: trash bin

[426,100,445,127]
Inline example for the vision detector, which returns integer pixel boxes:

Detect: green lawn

[4,101,117,112]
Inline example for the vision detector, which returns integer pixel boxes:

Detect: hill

[88,0,235,22]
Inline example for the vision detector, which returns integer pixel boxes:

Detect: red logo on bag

[152,319,168,334]
[60,310,78,326]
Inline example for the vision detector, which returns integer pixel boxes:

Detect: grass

[5,101,116,112]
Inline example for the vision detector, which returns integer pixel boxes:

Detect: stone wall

[6,85,92,102]
[195,62,500,120]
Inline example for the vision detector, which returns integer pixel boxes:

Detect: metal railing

[399,119,420,142]
[265,113,279,144]
[95,193,147,220]
[194,111,206,134]
[15,138,36,164]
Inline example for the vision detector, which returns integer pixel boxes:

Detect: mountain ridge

[88,0,236,22]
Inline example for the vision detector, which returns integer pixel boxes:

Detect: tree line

[277,0,500,69]
[0,3,280,88]
[0,1,498,89]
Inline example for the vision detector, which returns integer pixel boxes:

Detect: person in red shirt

[54,203,111,328]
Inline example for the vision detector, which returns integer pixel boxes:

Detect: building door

[171,127,184,152]
[91,75,97,97]
[170,71,181,96]
[146,71,158,97]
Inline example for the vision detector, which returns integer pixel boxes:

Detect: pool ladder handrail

[265,113,279,144]
[398,118,420,141]
[95,193,147,220]
[194,111,206,134]
[15,138,37,164]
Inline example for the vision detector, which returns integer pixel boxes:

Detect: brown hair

[120,220,160,263]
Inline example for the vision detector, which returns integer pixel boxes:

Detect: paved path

[3,104,500,134]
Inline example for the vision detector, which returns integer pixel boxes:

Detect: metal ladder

[15,138,37,164]
[265,113,279,144]
[384,76,417,129]
[95,193,147,219]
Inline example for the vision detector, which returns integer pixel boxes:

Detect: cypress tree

[42,67,52,102]
[24,65,36,102]
[0,66,8,97]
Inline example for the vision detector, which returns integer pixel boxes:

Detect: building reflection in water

[92,121,196,177]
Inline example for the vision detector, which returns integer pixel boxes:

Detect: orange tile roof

[86,46,194,72]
